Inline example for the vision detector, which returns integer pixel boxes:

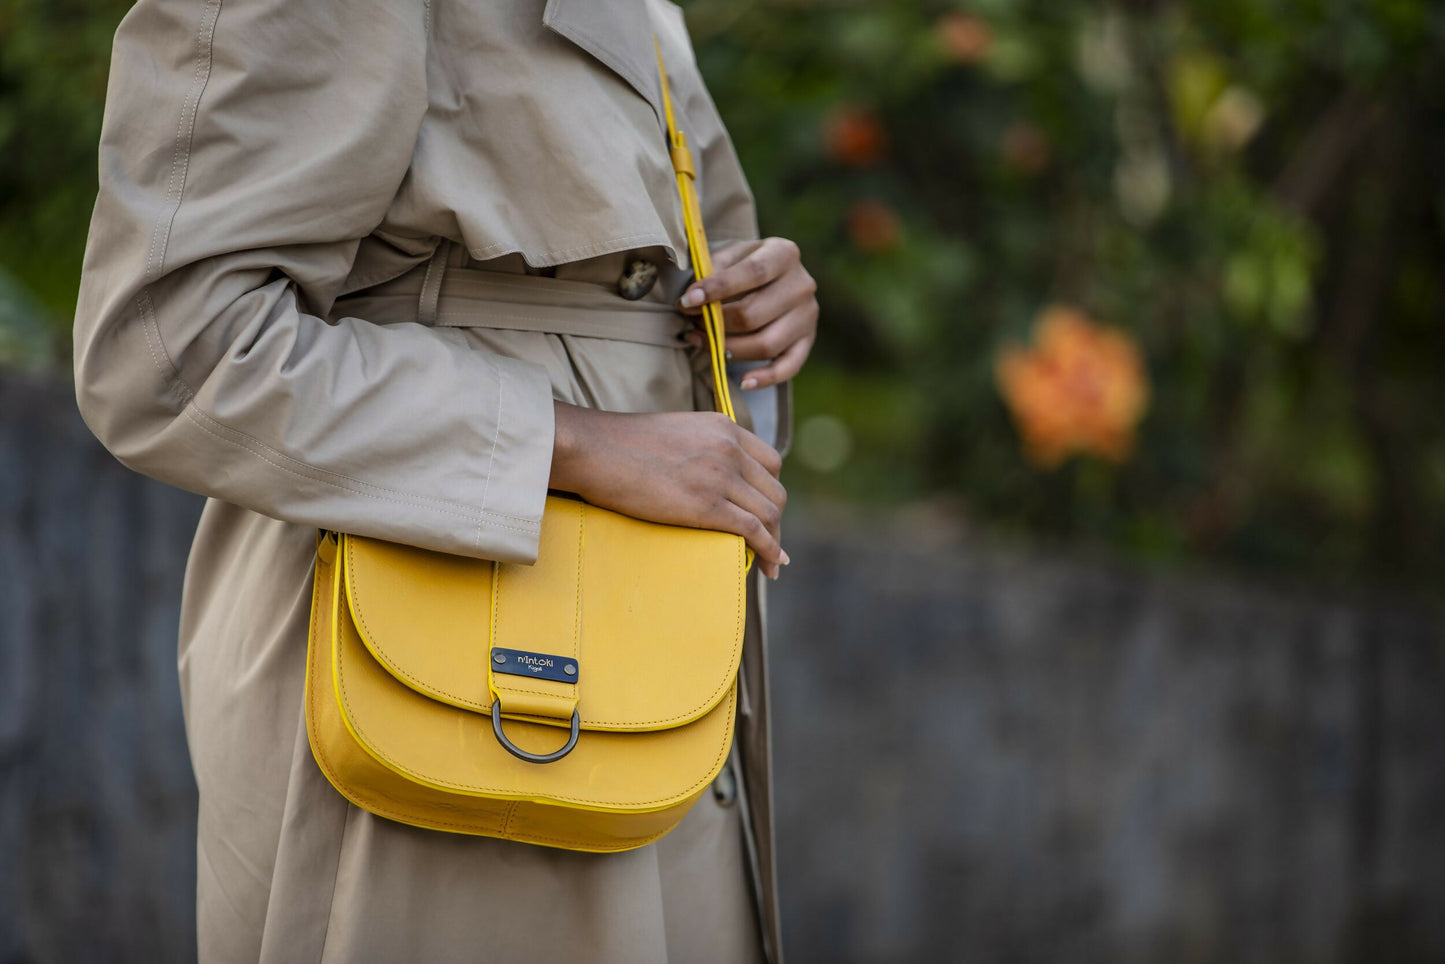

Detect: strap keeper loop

[669,145,696,179]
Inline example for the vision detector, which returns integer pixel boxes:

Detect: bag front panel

[334,597,739,812]
[305,548,712,850]
[344,496,747,730]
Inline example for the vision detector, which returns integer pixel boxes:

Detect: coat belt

[339,242,692,349]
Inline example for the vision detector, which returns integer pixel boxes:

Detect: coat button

[618,259,659,300]
[712,763,737,807]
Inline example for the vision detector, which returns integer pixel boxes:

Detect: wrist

[549,402,593,493]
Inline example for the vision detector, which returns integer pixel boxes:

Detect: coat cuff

[471,353,556,565]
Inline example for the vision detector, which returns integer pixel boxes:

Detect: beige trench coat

[73,0,788,960]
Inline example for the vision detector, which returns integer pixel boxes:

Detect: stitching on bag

[346,538,486,710]
[333,627,735,807]
[486,508,580,703]
[501,800,518,837]
[337,640,726,807]
[311,774,671,852]
[349,688,731,808]
[312,563,631,846]
[480,524,745,722]
[304,557,356,963]
[309,766,671,850]
[488,506,583,702]
[319,536,736,815]
[573,504,584,708]
[306,556,359,820]
[347,531,747,727]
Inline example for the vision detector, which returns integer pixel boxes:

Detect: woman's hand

[679,237,818,391]
[549,404,788,579]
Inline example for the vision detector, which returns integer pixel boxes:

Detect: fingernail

[740,377,757,390]
[680,288,705,308]
[780,550,791,566]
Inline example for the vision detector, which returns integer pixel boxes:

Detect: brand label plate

[490,648,578,683]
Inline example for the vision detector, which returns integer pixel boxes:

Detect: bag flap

[341,495,746,731]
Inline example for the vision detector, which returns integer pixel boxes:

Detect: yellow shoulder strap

[654,39,737,423]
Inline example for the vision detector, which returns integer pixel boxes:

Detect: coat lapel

[543,0,664,125]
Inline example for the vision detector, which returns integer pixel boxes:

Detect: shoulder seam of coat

[146,0,222,285]
[135,0,223,400]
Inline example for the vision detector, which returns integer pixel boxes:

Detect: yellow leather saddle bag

[304,45,750,852]
[305,496,745,852]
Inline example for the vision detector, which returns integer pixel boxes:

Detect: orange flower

[1000,121,1051,175]
[823,106,887,167]
[937,13,993,64]
[846,199,901,253]
[995,306,1150,467]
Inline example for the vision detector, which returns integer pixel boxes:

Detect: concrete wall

[3,374,1443,963]
[769,524,1445,962]
[0,375,199,963]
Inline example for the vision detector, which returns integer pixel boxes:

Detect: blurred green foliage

[684,0,1445,589]
[1,0,1442,588]
[0,0,127,348]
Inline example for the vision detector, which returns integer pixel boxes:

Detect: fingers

[727,479,783,556]
[722,301,819,364]
[731,439,788,580]
[701,417,787,577]
[739,448,788,514]
[707,239,762,273]
[716,268,817,334]
[719,493,787,579]
[735,426,784,478]
[742,333,816,391]
[678,237,799,311]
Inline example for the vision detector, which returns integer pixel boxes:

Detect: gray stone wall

[2,374,1443,963]
[768,525,1445,963]
[1,375,200,963]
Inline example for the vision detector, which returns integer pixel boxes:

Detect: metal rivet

[493,653,506,664]
[564,663,577,676]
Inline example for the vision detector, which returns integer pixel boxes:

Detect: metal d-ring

[491,702,580,764]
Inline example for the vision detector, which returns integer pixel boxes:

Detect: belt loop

[418,239,450,326]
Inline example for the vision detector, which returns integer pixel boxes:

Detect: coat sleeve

[74,0,555,562]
